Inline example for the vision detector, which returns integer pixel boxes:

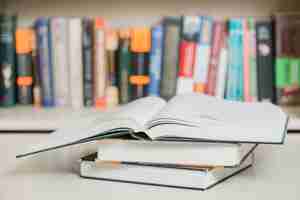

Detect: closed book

[118,28,132,104]
[80,152,254,191]
[35,18,55,107]
[177,16,200,94]
[50,17,70,107]
[226,18,244,101]
[15,28,33,104]
[256,18,276,103]
[98,139,257,167]
[94,18,107,109]
[206,21,224,96]
[160,17,181,100]
[82,18,94,107]
[148,24,164,96]
[68,18,84,108]
[215,24,228,99]
[130,27,151,100]
[0,14,17,106]
[193,16,213,93]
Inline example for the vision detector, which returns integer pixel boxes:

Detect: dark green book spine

[160,16,181,100]
[118,37,131,104]
[0,15,17,106]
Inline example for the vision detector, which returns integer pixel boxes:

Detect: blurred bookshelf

[1,0,300,132]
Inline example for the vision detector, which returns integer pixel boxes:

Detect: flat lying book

[79,152,254,190]
[16,94,288,158]
[97,139,258,167]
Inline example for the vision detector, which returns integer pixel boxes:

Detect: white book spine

[68,18,84,108]
[193,45,211,86]
[176,77,194,95]
[50,18,70,106]
[215,47,228,99]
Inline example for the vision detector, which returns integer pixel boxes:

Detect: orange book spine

[243,19,251,102]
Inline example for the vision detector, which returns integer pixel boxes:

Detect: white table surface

[1,133,300,200]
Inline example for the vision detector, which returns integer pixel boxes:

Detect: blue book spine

[148,24,164,96]
[226,19,243,101]
[35,18,54,107]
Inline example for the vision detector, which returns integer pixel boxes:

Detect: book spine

[50,17,70,107]
[148,24,164,96]
[177,16,200,94]
[94,18,107,109]
[193,16,213,93]
[105,28,119,108]
[130,27,151,100]
[68,18,84,108]
[35,18,55,107]
[82,18,94,107]
[248,18,258,101]
[215,27,228,99]
[160,17,181,100]
[118,29,132,104]
[226,18,243,101]
[15,28,33,104]
[0,14,17,106]
[243,19,251,102]
[206,21,223,96]
[256,19,276,103]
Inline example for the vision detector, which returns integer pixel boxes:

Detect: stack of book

[16,94,288,190]
[1,13,300,109]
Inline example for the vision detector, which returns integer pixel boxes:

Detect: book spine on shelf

[206,20,223,96]
[15,27,33,104]
[35,18,55,107]
[243,18,251,102]
[118,28,132,104]
[0,14,17,106]
[82,18,94,107]
[177,16,200,95]
[105,28,119,108]
[160,16,181,100]
[226,18,244,101]
[193,16,213,93]
[256,18,276,103]
[148,24,164,96]
[215,26,228,99]
[130,27,151,100]
[94,18,107,109]
[50,17,70,107]
[248,18,258,102]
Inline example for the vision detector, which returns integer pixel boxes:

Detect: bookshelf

[1,0,300,131]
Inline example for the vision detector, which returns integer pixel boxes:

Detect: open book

[16,94,288,158]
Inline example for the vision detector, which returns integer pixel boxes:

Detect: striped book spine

[35,18,55,107]
[68,18,84,108]
[193,16,213,93]
[148,24,164,96]
[50,17,70,106]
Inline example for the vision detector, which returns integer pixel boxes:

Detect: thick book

[118,28,132,104]
[160,17,181,100]
[50,17,70,106]
[177,16,200,94]
[35,18,55,107]
[16,94,288,158]
[0,14,17,106]
[68,18,84,108]
[82,18,94,107]
[97,139,257,167]
[256,18,276,103]
[15,27,33,104]
[79,152,254,190]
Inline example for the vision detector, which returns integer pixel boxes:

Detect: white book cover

[68,18,84,108]
[215,47,228,99]
[50,17,70,106]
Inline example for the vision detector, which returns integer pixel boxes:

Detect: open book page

[145,94,288,144]
[17,97,166,158]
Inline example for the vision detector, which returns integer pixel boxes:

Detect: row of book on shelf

[0,13,299,108]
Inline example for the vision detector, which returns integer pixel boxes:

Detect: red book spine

[243,19,251,102]
[206,21,223,95]
[179,40,196,77]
